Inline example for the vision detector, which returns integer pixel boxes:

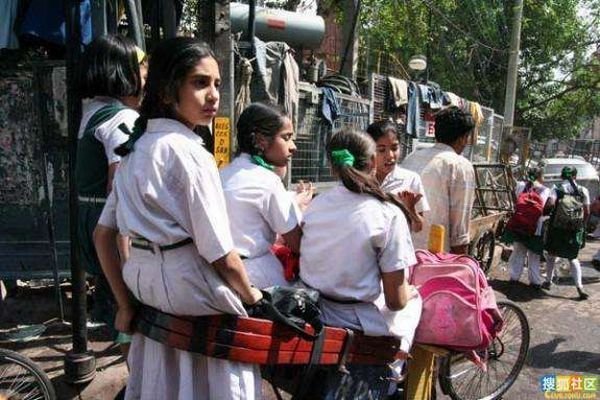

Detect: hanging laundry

[321,87,341,126]
[406,82,421,137]
[386,77,408,110]
[443,91,462,108]
[470,101,484,128]
[0,0,19,49]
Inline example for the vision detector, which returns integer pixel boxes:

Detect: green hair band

[331,149,355,167]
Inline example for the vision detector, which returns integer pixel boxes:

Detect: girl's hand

[295,180,314,212]
[115,303,136,334]
[398,191,422,210]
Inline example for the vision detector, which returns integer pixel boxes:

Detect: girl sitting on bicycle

[366,120,429,233]
[94,37,263,399]
[220,103,311,288]
[299,129,422,399]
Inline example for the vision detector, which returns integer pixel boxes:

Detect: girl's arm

[381,269,417,311]
[212,251,263,305]
[94,224,135,333]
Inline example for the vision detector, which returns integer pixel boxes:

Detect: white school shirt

[514,181,551,236]
[300,184,420,341]
[381,165,431,213]
[550,180,591,206]
[220,153,301,257]
[78,97,139,164]
[98,118,233,263]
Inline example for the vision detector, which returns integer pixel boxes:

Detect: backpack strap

[567,178,581,197]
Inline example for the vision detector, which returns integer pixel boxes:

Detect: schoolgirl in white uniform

[94,38,263,400]
[220,103,303,288]
[366,120,430,233]
[300,130,422,399]
[76,34,145,353]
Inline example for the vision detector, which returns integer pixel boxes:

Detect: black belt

[131,237,193,253]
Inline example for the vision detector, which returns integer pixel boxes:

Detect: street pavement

[437,238,600,400]
[1,239,599,399]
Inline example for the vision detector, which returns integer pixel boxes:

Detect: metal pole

[63,0,96,385]
[503,0,523,128]
[124,0,145,50]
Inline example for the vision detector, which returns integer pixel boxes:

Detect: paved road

[438,238,600,400]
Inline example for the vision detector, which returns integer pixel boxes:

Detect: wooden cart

[468,163,515,274]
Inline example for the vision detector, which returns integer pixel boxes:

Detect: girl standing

[502,167,551,288]
[299,129,422,398]
[366,121,429,233]
[76,34,145,347]
[220,103,306,288]
[94,37,262,399]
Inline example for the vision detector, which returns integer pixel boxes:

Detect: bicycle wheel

[0,349,56,400]
[438,300,530,400]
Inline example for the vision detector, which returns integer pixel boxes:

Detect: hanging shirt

[381,165,431,214]
[402,142,476,251]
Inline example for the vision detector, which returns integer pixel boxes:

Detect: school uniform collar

[433,142,455,152]
[145,118,205,146]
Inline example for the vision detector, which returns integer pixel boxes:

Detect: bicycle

[0,348,56,400]
[435,300,530,400]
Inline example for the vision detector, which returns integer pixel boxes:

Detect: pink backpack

[410,250,503,351]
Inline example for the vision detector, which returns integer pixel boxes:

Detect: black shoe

[577,287,589,300]
[541,281,552,290]
[530,283,542,290]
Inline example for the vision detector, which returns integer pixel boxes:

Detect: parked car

[539,157,600,201]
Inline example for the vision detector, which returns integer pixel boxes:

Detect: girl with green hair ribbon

[299,129,422,399]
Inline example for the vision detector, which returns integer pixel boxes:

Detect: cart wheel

[473,231,495,274]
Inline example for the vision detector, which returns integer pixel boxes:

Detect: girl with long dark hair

[94,37,262,399]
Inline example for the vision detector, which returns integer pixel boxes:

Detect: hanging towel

[443,91,462,107]
[470,101,484,128]
[387,77,408,108]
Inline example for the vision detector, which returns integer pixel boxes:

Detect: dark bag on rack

[246,286,323,341]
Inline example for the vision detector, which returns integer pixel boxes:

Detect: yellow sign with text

[214,117,231,168]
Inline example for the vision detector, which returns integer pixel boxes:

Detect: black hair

[366,120,399,142]
[434,107,475,145]
[327,130,411,221]
[140,37,216,121]
[236,102,288,156]
[80,34,142,99]
[115,38,217,156]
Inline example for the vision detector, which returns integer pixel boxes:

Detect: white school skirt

[122,244,261,400]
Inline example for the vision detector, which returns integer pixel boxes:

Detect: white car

[539,157,600,200]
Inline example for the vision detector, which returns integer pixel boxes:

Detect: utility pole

[63,0,96,384]
[503,0,523,128]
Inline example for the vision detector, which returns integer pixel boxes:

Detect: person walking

[502,167,551,288]
[543,166,590,300]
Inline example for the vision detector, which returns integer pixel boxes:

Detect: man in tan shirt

[402,107,476,254]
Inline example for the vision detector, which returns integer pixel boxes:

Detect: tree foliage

[354,0,600,140]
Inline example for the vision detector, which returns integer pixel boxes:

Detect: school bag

[505,183,544,236]
[410,250,503,351]
[551,182,584,232]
